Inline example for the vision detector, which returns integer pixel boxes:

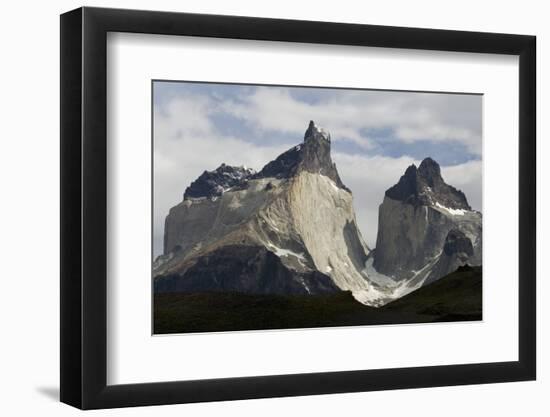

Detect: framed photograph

[60,6,536,409]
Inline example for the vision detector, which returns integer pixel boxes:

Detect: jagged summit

[418,157,442,184]
[304,120,331,142]
[385,157,470,210]
[157,118,482,309]
[157,120,372,304]
[184,163,255,200]
[373,156,481,286]
[254,121,348,191]
[184,121,347,200]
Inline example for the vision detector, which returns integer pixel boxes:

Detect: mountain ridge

[372,156,482,294]
[156,121,373,303]
[385,157,471,210]
[155,121,482,307]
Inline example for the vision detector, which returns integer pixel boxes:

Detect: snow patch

[352,287,391,307]
[152,251,174,271]
[434,202,467,216]
[267,243,307,265]
[298,277,311,294]
[391,252,442,298]
[357,253,443,305]
[362,257,397,287]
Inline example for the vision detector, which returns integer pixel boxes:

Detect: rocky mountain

[154,121,482,308]
[183,164,255,200]
[369,157,482,297]
[154,121,375,302]
[252,121,349,191]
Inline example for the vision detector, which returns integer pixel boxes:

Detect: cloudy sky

[153,81,482,257]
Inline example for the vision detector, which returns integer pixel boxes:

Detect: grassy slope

[382,265,482,320]
[154,266,482,334]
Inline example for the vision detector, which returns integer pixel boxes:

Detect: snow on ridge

[391,251,442,298]
[267,243,307,265]
[434,202,467,216]
[357,254,443,305]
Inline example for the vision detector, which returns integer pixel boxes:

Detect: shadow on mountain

[154,266,482,334]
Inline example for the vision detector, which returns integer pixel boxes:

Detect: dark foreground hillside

[383,265,482,320]
[153,266,482,334]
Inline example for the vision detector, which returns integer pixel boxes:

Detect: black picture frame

[60,6,536,410]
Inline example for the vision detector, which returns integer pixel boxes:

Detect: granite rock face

[372,158,482,291]
[155,122,482,307]
[253,121,349,191]
[422,229,476,286]
[385,158,470,210]
[155,121,373,302]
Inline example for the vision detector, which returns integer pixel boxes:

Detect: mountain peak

[255,121,348,191]
[403,163,418,177]
[418,157,442,185]
[419,156,440,171]
[385,158,470,210]
[184,164,254,200]
[183,122,349,199]
[304,120,331,142]
[374,159,481,284]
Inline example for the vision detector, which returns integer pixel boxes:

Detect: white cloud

[155,94,214,137]
[441,159,482,211]
[222,87,482,155]
[153,95,290,256]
